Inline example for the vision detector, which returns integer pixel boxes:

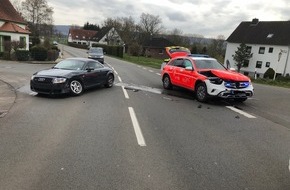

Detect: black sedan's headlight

[52,77,67,84]
[209,77,223,85]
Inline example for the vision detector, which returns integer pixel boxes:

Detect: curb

[0,79,17,118]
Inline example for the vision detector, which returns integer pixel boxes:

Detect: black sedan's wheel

[163,75,172,89]
[70,80,83,95]
[195,82,208,102]
[105,74,114,88]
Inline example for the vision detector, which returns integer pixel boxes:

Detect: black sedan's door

[82,61,107,87]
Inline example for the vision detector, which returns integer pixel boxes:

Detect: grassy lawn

[121,54,164,69]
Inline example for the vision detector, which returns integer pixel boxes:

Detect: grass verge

[121,54,163,69]
[252,78,290,88]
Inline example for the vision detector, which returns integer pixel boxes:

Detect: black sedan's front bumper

[30,80,70,95]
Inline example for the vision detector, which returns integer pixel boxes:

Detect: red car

[161,47,254,102]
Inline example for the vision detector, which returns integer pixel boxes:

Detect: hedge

[16,50,30,61]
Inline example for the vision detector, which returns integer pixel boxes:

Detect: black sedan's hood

[35,68,80,77]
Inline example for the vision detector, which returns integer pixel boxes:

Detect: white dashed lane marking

[128,107,146,147]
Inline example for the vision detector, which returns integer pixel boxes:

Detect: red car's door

[178,59,198,89]
[170,58,185,86]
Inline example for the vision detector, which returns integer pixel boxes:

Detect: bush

[30,46,48,61]
[264,68,275,79]
[91,44,123,58]
[276,75,290,82]
[2,52,11,60]
[47,50,59,61]
[128,42,142,56]
[16,50,30,61]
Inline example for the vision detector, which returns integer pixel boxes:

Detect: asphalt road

[0,45,290,190]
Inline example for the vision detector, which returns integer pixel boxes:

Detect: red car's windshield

[194,59,226,70]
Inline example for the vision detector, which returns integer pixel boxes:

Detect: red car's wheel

[163,75,172,89]
[195,82,208,102]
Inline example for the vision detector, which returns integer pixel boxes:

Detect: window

[259,47,265,54]
[269,47,273,53]
[243,60,249,67]
[172,59,184,67]
[20,36,26,49]
[256,61,262,68]
[183,59,193,69]
[267,34,274,38]
[86,61,103,69]
[266,62,270,67]
[246,46,252,53]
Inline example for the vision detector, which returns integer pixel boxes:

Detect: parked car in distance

[87,47,104,64]
[30,58,114,96]
[53,41,58,45]
[161,56,254,102]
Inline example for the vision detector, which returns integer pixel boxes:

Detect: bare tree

[138,13,163,35]
[102,18,122,30]
[11,0,22,13]
[21,0,54,37]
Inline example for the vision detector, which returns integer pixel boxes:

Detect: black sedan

[30,58,114,96]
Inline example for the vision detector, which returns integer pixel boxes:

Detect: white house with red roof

[0,0,30,53]
[68,27,123,47]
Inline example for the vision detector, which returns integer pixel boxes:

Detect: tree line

[12,0,227,63]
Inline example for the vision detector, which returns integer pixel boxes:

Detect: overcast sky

[46,0,290,38]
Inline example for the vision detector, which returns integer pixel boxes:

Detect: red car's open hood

[200,69,250,81]
[165,46,190,58]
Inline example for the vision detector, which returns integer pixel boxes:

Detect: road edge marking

[226,106,256,118]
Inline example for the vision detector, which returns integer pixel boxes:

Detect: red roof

[0,22,30,34]
[0,0,26,24]
[69,28,98,40]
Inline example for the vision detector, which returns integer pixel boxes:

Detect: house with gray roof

[224,18,290,78]
[0,0,30,53]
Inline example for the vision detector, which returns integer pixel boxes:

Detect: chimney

[251,18,259,25]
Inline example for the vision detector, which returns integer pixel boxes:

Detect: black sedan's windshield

[54,59,85,70]
[195,59,226,70]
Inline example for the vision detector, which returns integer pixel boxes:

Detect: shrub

[264,68,275,79]
[16,50,30,61]
[276,75,290,82]
[2,52,11,60]
[128,42,142,56]
[47,50,59,61]
[30,45,48,61]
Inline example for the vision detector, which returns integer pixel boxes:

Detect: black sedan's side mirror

[86,67,94,72]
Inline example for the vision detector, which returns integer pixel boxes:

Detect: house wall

[225,43,290,77]
[144,48,166,59]
[99,28,123,45]
[0,31,29,51]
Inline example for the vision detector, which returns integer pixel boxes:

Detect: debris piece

[198,105,202,108]
[235,115,240,119]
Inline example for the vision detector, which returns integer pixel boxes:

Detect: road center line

[226,106,256,118]
[128,107,146,147]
